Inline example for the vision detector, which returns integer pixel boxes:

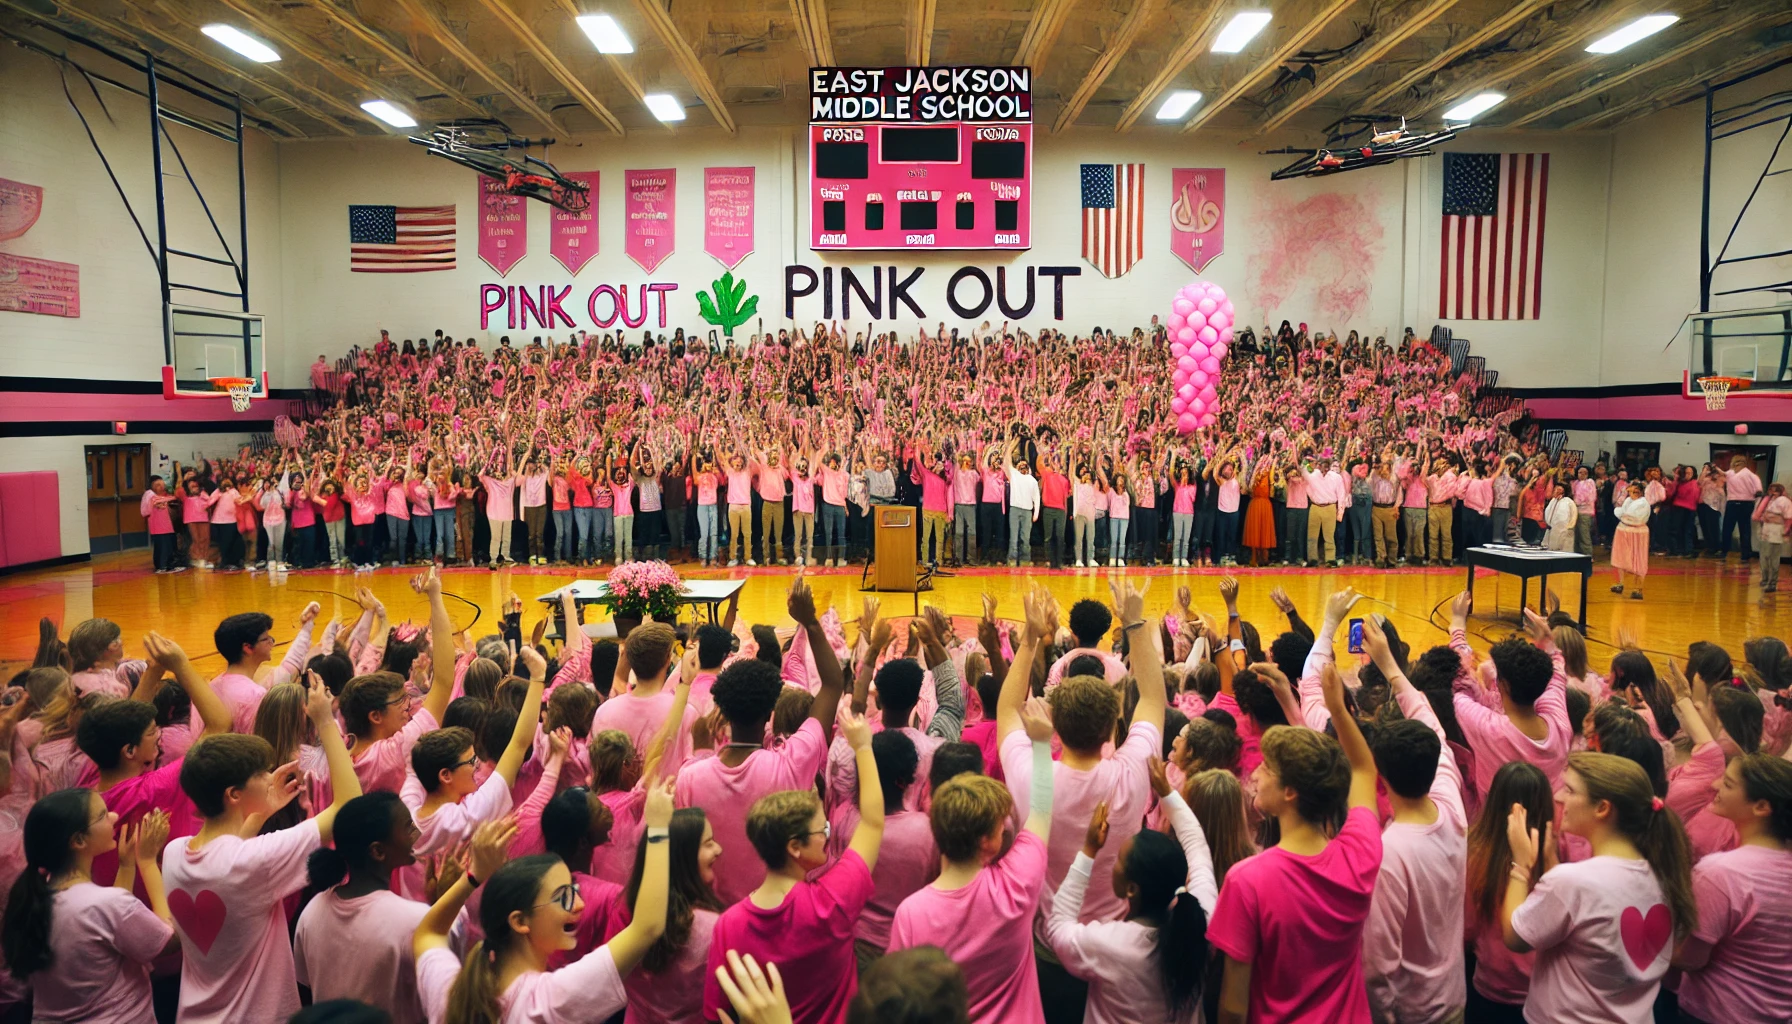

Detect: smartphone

[1348,617,1365,654]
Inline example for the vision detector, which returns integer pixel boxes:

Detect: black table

[536,578,746,640]
[1463,545,1592,630]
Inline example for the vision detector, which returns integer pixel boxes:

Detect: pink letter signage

[0,253,80,317]
[703,167,754,269]
[625,169,675,273]
[1169,168,1225,274]
[550,171,599,274]
[479,176,526,275]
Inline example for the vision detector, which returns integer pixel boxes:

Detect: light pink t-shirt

[819,467,850,507]
[591,688,697,779]
[294,887,430,1023]
[1725,467,1763,501]
[674,718,828,906]
[416,943,626,1024]
[208,672,267,736]
[849,809,938,950]
[29,881,172,1024]
[1452,651,1571,800]
[724,469,752,505]
[1675,844,1792,1024]
[481,475,516,522]
[1043,647,1129,690]
[1206,806,1383,1024]
[398,770,516,901]
[1510,856,1670,1024]
[163,819,322,1023]
[888,829,1048,1024]
[352,708,440,796]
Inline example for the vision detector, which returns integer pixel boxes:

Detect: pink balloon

[1179,283,1204,302]
[1218,327,1233,344]
[1190,397,1206,415]
[1171,396,1187,415]
[1178,412,1200,433]
[1172,365,1190,384]
[1186,311,1207,331]
[1200,356,1221,374]
[1177,384,1196,401]
[1170,342,1188,359]
[1172,298,1195,317]
[1197,297,1217,316]
[1177,354,1198,373]
[1198,384,1217,402]
[1177,327,1197,344]
[1197,326,1218,345]
[1199,412,1216,427]
[1167,313,1186,332]
[1206,285,1226,303]
[1191,342,1210,360]
[1189,369,1210,387]
[1211,341,1228,359]
[1221,299,1234,317]
[1208,311,1231,332]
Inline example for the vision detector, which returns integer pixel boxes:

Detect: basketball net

[1699,377,1730,411]
[212,377,255,413]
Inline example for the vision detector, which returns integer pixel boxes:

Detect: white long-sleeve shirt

[1617,495,1652,527]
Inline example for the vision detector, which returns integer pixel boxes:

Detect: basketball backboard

[1680,304,1792,401]
[162,303,266,401]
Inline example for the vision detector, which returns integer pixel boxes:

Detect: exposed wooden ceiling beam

[543,0,651,114]
[387,0,568,133]
[628,0,736,134]
[1253,0,1464,136]
[296,0,486,115]
[470,0,624,133]
[1562,46,1792,131]
[1414,0,1652,116]
[1052,0,1157,133]
[907,0,936,66]
[1354,0,1549,112]
[1112,0,1226,132]
[1181,0,1359,133]
[1013,0,1077,68]
[787,0,834,67]
[1504,12,1792,129]
[208,0,432,126]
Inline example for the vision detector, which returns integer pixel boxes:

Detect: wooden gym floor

[1,550,1782,683]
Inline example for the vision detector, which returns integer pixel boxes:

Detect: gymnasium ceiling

[3,0,1791,141]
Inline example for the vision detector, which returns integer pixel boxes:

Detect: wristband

[1029,740,1054,819]
[646,827,670,842]
[1123,621,1147,633]
[1229,639,1246,652]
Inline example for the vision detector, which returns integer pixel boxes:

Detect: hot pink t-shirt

[416,943,626,1024]
[1510,856,1670,1024]
[29,881,172,1024]
[703,850,874,1024]
[1206,805,1383,1024]
[791,473,817,514]
[590,687,697,779]
[163,819,322,1023]
[293,887,430,1023]
[1675,844,1792,1024]
[90,759,202,889]
[888,829,1048,1024]
[673,718,829,906]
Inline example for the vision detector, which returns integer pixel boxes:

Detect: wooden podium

[871,505,918,593]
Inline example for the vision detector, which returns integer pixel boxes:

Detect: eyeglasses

[534,882,581,913]
[795,821,831,843]
[452,753,480,770]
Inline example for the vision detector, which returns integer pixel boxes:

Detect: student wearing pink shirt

[949,450,982,567]
[519,457,551,566]
[141,477,181,573]
[1718,455,1764,561]
[180,480,217,568]
[163,671,362,1023]
[208,480,246,570]
[978,447,1007,568]
[611,466,638,564]
[66,618,145,699]
[724,453,755,567]
[818,451,852,568]
[344,569,458,794]
[1754,480,1790,592]
[1672,753,1792,1024]
[210,607,321,735]
[381,463,414,567]
[789,452,818,568]
[752,449,792,567]
[1209,660,1383,1024]
[1463,762,1549,1020]
[593,624,698,776]
[343,470,385,569]
[1501,753,1697,1024]
[1424,456,1460,567]
[1450,603,1571,800]
[479,455,521,568]
[834,731,939,969]
[910,445,952,568]
[703,709,884,1024]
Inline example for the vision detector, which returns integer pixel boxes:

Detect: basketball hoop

[210,376,256,413]
[1697,376,1749,411]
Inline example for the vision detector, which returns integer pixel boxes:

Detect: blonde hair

[929,774,1013,862]
[1183,769,1254,887]
[1552,626,1589,682]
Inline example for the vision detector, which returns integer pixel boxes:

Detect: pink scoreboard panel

[809,66,1032,251]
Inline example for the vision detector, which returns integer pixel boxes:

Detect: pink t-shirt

[673,718,829,906]
[29,881,173,1024]
[1217,477,1241,514]
[1172,483,1198,515]
[1676,844,1792,1024]
[888,829,1048,1024]
[1510,856,1670,1024]
[979,467,1005,503]
[209,672,267,736]
[590,688,697,780]
[1206,805,1383,1024]
[819,468,849,507]
[416,943,626,1024]
[91,759,202,889]
[1452,652,1570,799]
[163,819,322,1023]
[610,905,716,1024]
[294,888,430,1023]
[481,475,516,522]
[724,469,752,505]
[1043,647,1129,691]
[790,473,817,514]
[849,809,938,950]
[1725,467,1763,501]
[587,789,645,886]
[754,464,788,502]
[141,491,175,535]
[351,708,440,796]
[398,770,516,900]
[703,850,874,1024]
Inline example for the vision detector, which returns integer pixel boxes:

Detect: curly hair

[1259,724,1350,831]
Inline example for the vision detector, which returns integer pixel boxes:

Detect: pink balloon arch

[1168,280,1234,433]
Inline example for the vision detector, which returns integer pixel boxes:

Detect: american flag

[1440,153,1548,320]
[1081,163,1144,278]
[349,205,456,273]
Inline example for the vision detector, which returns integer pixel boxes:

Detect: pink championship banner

[551,171,599,274]
[0,253,79,317]
[626,169,675,273]
[0,178,44,241]
[703,167,754,268]
[1169,168,1224,274]
[479,176,526,275]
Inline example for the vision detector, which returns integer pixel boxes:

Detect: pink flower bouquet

[600,560,684,621]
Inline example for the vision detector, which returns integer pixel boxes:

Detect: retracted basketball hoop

[210,376,256,413]
[1697,375,1749,411]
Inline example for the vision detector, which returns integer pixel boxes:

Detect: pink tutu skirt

[1612,524,1650,576]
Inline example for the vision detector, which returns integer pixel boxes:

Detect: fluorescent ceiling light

[1211,11,1272,53]
[1442,92,1505,122]
[1585,14,1679,54]
[1155,91,1204,120]
[575,14,633,53]
[360,100,417,128]
[201,24,279,63]
[644,93,685,122]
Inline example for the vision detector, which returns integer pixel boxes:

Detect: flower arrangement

[599,561,683,621]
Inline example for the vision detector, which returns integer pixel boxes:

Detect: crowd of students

[6,564,1792,1023]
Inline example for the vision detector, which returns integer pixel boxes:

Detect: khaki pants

[1372,506,1399,563]
[1403,507,1429,561]
[1427,504,1454,563]
[922,510,949,563]
[1307,503,1338,562]
[761,499,786,562]
[793,510,815,562]
[728,505,751,561]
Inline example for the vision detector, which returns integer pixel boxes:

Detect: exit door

[86,445,150,554]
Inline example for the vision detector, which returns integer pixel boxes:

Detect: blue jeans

[433,509,455,559]
[592,507,614,560]
[1348,503,1373,559]
[1008,507,1034,563]
[573,506,596,560]
[1109,518,1129,560]
[383,514,408,562]
[698,504,719,559]
[821,502,846,551]
[1172,512,1193,560]
[409,512,431,561]
[553,509,574,560]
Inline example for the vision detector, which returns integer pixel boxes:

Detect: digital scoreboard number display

[809,66,1032,251]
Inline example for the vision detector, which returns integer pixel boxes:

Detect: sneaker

[1008,559,1019,567]
[1073,560,1085,568]
[728,559,739,567]
[1630,590,1643,600]
[795,557,805,567]
[1610,584,1624,594]
[746,559,756,567]
[778,558,789,566]
[1118,559,1127,568]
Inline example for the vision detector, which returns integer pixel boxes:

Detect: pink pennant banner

[478,176,526,276]
[550,171,599,274]
[1169,168,1225,274]
[703,167,754,269]
[625,169,675,273]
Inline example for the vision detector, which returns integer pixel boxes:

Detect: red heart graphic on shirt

[1619,904,1671,971]
[168,888,227,955]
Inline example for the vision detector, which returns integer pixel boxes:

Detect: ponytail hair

[2,789,94,978]
[305,792,406,893]
[1567,752,1697,940]
[444,854,559,1024]
[1120,829,1208,1016]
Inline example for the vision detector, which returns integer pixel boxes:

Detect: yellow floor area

[4,550,1781,681]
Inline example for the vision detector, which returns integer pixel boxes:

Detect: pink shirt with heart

[1509,856,1671,1024]
[163,818,323,1023]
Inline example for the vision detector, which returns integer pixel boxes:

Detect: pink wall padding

[0,472,63,566]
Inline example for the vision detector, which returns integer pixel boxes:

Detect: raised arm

[604,779,675,974]
[843,712,885,872]
[790,576,848,744]
[415,819,516,960]
[1320,661,1377,811]
[1111,578,1163,733]
[144,633,232,738]
[307,669,364,843]
[916,608,965,741]
[417,568,457,724]
[998,586,1055,744]
[494,648,547,786]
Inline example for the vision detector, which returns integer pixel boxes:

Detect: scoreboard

[809,66,1032,251]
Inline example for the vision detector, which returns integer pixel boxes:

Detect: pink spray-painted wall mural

[1247,190,1385,327]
